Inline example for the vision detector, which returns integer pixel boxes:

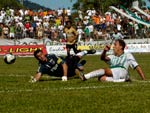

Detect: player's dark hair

[116,39,126,50]
[34,49,42,59]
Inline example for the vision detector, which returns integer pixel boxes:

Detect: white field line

[0,84,131,93]
[0,81,149,93]
[132,79,150,83]
[0,74,28,77]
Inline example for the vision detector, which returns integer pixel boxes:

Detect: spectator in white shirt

[77,26,84,42]
[57,8,63,16]
[112,29,124,40]
[0,13,4,23]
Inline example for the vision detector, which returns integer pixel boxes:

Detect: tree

[72,0,135,13]
[0,0,23,9]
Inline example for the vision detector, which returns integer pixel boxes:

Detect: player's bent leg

[76,51,88,58]
[77,60,86,71]
[79,60,86,66]
[99,68,130,82]
[84,69,105,80]
[83,68,112,80]
[76,49,96,58]
[105,68,113,76]
[75,69,86,81]
[77,65,84,71]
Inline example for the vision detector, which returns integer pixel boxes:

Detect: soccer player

[30,49,96,83]
[64,20,80,56]
[80,39,145,82]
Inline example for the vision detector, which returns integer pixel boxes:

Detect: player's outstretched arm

[61,63,68,81]
[135,65,146,80]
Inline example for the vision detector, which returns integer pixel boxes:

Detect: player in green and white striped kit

[81,39,145,82]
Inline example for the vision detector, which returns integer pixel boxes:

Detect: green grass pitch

[0,53,150,113]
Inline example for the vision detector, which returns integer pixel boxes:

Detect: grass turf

[0,53,150,113]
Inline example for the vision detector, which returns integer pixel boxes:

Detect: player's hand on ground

[29,76,37,83]
[62,76,67,81]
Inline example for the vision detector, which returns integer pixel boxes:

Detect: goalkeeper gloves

[29,76,37,83]
[62,76,67,81]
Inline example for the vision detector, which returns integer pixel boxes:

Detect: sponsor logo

[0,45,47,55]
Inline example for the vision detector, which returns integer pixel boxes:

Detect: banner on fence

[0,45,47,56]
[1,44,150,56]
[125,44,150,53]
[46,44,150,55]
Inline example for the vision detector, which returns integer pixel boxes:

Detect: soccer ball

[4,53,16,64]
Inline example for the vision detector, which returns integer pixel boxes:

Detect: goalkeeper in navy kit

[30,48,96,82]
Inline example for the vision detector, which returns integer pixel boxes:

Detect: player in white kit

[81,39,145,82]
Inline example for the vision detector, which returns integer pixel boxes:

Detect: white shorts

[106,68,129,82]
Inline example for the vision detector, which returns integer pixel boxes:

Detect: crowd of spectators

[0,6,150,43]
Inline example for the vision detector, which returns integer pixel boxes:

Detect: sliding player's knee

[104,68,113,76]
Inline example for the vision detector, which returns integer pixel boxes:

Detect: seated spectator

[3,25,9,39]
[112,29,124,40]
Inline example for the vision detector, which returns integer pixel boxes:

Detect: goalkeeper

[30,49,96,82]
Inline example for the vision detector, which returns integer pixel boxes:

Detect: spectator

[3,25,9,39]
[15,24,23,39]
[37,24,44,40]
[77,22,84,42]
[0,7,149,41]
[0,23,3,38]
[66,7,72,20]
[112,29,124,40]
[9,23,15,39]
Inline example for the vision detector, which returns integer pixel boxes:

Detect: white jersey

[106,53,139,82]
[107,53,138,71]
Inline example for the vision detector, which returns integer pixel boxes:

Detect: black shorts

[65,55,80,77]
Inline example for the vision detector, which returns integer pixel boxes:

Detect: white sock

[113,79,125,82]
[84,69,105,79]
[76,50,87,57]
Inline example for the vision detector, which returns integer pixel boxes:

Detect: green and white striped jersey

[107,53,138,70]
